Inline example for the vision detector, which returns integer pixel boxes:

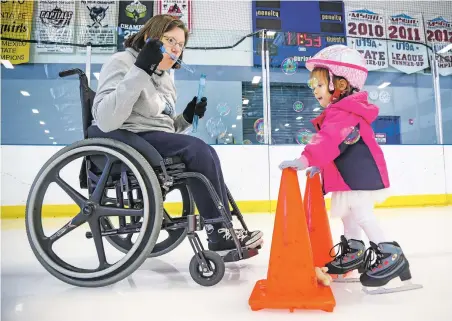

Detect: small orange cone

[248,169,336,313]
[304,173,351,280]
[304,173,335,267]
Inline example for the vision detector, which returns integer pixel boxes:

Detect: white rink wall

[1,145,451,207]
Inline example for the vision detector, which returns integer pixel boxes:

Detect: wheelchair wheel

[189,251,225,286]
[102,184,194,257]
[25,138,163,287]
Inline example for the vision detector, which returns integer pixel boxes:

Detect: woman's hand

[183,96,207,124]
[134,38,164,76]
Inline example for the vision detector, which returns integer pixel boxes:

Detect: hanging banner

[346,8,388,71]
[77,0,118,53]
[34,0,76,53]
[0,0,34,64]
[424,15,452,76]
[157,0,192,31]
[386,12,429,74]
[117,0,154,51]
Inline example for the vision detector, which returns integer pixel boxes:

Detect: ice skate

[326,235,365,283]
[360,241,423,295]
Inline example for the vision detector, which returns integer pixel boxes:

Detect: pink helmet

[305,45,368,91]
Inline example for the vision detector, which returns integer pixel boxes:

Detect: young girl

[279,45,415,291]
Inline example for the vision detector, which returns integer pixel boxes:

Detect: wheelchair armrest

[59,68,85,78]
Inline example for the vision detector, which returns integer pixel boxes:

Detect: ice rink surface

[2,207,452,321]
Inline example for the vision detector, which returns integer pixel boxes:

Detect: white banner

[34,0,76,53]
[346,8,388,71]
[386,12,429,74]
[77,0,118,53]
[424,15,452,76]
[158,0,192,31]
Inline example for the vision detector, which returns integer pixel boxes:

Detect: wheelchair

[25,68,260,288]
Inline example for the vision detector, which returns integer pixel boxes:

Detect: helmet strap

[330,88,343,103]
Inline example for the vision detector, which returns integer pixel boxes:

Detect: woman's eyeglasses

[162,36,185,50]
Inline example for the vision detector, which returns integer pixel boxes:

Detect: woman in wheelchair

[88,14,263,253]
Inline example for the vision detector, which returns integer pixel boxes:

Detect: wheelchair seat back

[58,68,185,190]
[81,83,95,140]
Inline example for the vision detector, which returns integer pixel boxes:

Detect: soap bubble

[206,117,227,138]
[253,118,264,135]
[293,101,304,112]
[282,57,297,75]
[216,102,230,116]
[307,77,319,90]
[343,127,361,145]
[295,129,313,145]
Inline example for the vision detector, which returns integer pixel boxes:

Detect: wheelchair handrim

[26,145,152,279]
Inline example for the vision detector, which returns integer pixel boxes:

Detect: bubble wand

[160,46,195,73]
[192,74,206,133]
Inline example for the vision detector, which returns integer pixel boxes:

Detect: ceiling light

[275,128,279,132]
[32,109,39,114]
[49,137,54,140]
[1,60,14,69]
[39,121,45,125]
[242,99,249,105]
[228,133,232,137]
[44,130,50,134]
[252,76,261,84]
[296,116,303,120]
[438,44,452,54]
[313,107,321,112]
[53,142,57,145]
[284,123,290,127]
[378,82,391,89]
[21,91,30,96]
[236,115,242,120]
[232,124,237,128]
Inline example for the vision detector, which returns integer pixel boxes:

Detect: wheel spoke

[55,176,87,208]
[48,212,87,243]
[91,156,115,203]
[97,206,144,218]
[89,219,108,269]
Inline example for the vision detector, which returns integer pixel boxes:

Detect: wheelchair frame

[25,68,260,288]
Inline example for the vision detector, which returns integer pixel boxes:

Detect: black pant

[87,126,231,223]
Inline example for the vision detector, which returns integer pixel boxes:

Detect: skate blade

[363,280,423,295]
[334,276,360,283]
[333,270,361,283]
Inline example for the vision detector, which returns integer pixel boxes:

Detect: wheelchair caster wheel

[189,250,225,287]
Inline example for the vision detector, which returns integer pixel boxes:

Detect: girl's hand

[306,166,320,178]
[278,156,309,171]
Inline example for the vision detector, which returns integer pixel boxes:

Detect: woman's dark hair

[124,14,188,69]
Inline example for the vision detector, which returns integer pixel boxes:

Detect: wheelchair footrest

[222,247,259,263]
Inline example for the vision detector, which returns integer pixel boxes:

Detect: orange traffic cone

[248,169,336,313]
[304,173,335,268]
[304,173,352,281]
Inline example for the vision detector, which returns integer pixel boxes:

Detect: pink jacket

[302,91,390,194]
